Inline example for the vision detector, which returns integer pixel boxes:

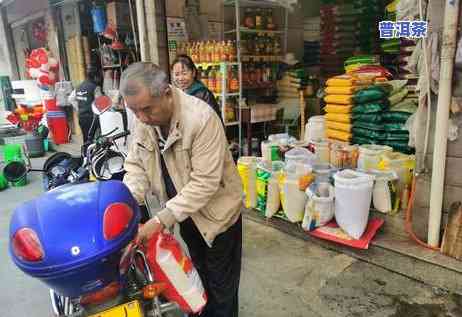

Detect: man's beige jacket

[124,86,242,246]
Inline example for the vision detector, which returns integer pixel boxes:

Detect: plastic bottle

[266,8,275,30]
[229,40,237,62]
[208,66,216,93]
[220,41,227,61]
[216,66,222,93]
[202,67,209,89]
[244,8,255,28]
[255,8,263,30]
[230,66,239,92]
[207,41,214,63]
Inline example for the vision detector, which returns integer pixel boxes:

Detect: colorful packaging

[325,113,352,123]
[325,86,363,95]
[325,104,353,114]
[326,128,352,142]
[326,74,373,87]
[326,120,352,132]
[353,86,387,103]
[237,157,257,209]
[146,232,207,314]
[324,94,354,105]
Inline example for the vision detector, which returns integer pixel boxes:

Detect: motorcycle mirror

[92,95,112,116]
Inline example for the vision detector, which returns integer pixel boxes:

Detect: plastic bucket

[3,161,28,187]
[47,116,69,144]
[91,6,107,33]
[3,144,23,163]
[305,116,325,143]
[329,143,358,169]
[43,98,59,111]
[312,163,336,183]
[25,134,45,158]
[309,140,330,164]
[357,145,393,171]
[0,173,8,190]
[334,170,374,239]
[302,182,335,231]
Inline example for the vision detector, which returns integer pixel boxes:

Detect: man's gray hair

[120,62,169,97]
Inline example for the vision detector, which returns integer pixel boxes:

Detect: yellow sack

[325,104,353,114]
[237,157,257,208]
[326,121,352,133]
[325,113,352,123]
[324,94,353,105]
[326,129,352,142]
[326,74,374,87]
[325,86,365,95]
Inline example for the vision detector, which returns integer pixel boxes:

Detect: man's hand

[137,216,164,245]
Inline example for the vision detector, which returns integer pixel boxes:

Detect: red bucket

[43,98,59,112]
[47,116,69,144]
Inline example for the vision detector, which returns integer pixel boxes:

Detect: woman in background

[171,54,221,119]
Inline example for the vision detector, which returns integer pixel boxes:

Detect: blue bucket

[91,6,107,33]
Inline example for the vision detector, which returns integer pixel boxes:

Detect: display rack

[224,0,289,154]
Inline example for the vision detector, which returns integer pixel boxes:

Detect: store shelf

[241,55,283,62]
[196,62,240,69]
[103,65,122,69]
[224,121,240,126]
[214,92,240,98]
[225,27,284,35]
[223,0,284,8]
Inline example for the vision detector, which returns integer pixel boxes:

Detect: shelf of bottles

[176,41,242,126]
[225,0,288,154]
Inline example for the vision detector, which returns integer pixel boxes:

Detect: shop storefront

[164,0,462,257]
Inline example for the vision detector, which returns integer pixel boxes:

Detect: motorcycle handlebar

[110,131,130,141]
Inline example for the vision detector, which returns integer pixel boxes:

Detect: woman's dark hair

[171,54,198,80]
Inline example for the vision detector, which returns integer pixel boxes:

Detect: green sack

[352,136,381,145]
[353,101,388,114]
[354,86,388,103]
[354,121,384,131]
[383,122,407,132]
[383,112,412,123]
[352,113,383,123]
[391,99,418,113]
[352,127,385,140]
[377,80,408,96]
[384,132,409,141]
[344,55,379,66]
[382,141,415,154]
[388,88,409,106]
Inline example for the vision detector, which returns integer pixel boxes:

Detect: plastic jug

[305,116,325,142]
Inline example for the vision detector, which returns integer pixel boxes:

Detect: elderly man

[120,62,243,317]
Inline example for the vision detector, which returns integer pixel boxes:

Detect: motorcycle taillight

[12,228,44,262]
[103,203,133,240]
[80,282,121,305]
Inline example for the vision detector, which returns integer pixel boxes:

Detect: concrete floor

[1,155,461,317]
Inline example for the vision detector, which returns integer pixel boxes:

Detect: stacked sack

[352,81,417,154]
[380,80,417,154]
[354,0,384,53]
[320,3,359,77]
[351,85,389,146]
[303,16,320,66]
[324,74,374,143]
